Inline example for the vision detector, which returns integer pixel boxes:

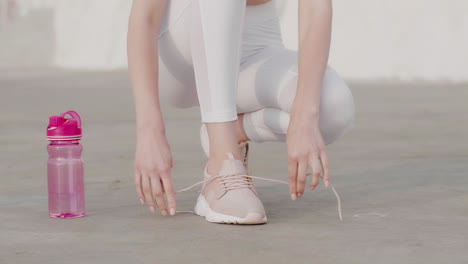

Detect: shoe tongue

[218,153,247,176]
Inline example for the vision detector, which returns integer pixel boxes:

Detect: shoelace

[218,173,254,192]
[177,173,343,221]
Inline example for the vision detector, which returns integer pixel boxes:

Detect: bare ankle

[206,157,225,176]
[207,151,241,175]
[206,159,219,176]
[205,121,242,174]
[236,114,249,144]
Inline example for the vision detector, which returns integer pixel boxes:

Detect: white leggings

[158,0,355,144]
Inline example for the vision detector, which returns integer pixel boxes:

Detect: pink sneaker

[194,152,267,224]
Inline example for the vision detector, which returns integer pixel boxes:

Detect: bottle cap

[46,110,82,141]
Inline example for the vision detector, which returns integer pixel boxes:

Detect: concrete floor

[1,70,467,264]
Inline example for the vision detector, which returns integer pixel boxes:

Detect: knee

[320,67,355,144]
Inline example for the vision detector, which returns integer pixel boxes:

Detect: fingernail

[161,210,168,216]
[170,208,176,216]
[139,198,144,205]
[150,206,155,213]
[291,193,297,200]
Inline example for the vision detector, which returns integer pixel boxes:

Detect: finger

[296,159,308,197]
[320,152,330,187]
[160,172,177,216]
[309,157,322,190]
[150,176,168,216]
[160,178,165,193]
[134,170,144,204]
[288,160,298,200]
[141,175,155,212]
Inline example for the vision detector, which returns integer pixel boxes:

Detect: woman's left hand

[286,113,329,200]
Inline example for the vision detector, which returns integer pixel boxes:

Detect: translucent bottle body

[47,140,85,218]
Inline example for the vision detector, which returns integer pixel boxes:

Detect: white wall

[279,0,468,82]
[1,0,467,82]
[53,0,131,69]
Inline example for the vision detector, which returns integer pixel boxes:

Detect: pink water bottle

[46,110,85,218]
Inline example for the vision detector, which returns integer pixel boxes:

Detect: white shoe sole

[194,195,267,225]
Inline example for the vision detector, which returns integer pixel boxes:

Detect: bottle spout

[60,110,82,128]
[49,116,65,127]
[47,110,83,141]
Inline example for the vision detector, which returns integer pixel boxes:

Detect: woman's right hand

[134,129,176,216]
